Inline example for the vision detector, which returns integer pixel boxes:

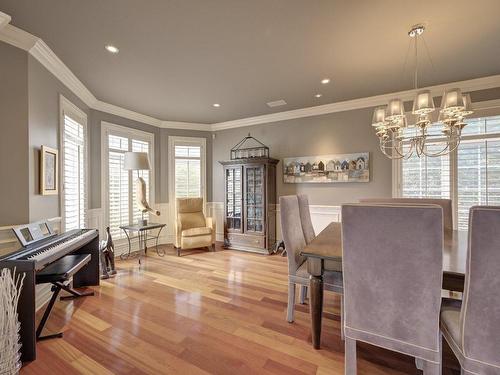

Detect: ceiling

[1,0,500,125]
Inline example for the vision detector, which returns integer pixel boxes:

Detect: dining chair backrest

[279,195,307,275]
[360,198,453,231]
[341,204,443,361]
[297,194,315,245]
[461,206,500,368]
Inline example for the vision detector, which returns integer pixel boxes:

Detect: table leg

[120,229,132,260]
[307,257,324,349]
[156,226,165,256]
[138,231,143,265]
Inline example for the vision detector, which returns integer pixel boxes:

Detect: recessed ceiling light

[105,45,119,54]
[315,94,322,98]
[213,103,221,108]
[321,78,330,84]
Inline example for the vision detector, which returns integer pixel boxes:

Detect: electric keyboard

[4,229,97,270]
[0,221,100,363]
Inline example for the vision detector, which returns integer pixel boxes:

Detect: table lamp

[124,152,160,225]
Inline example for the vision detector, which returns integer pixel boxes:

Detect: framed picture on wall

[283,152,369,183]
[40,145,59,195]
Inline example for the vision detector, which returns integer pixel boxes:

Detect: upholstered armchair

[174,198,216,256]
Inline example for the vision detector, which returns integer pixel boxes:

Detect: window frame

[101,122,155,234]
[168,136,207,211]
[59,95,88,232]
[394,116,500,229]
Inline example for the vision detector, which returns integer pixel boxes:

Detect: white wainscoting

[206,202,341,243]
[88,203,174,257]
[86,208,103,240]
[206,202,225,242]
[87,201,340,252]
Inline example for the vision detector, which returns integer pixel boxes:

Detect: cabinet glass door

[245,166,264,233]
[225,167,242,232]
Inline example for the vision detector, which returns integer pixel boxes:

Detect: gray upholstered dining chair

[297,194,315,244]
[440,206,500,375]
[280,195,343,325]
[360,198,453,231]
[297,194,314,304]
[342,203,443,375]
[297,194,343,305]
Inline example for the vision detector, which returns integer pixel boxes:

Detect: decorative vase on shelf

[0,268,25,375]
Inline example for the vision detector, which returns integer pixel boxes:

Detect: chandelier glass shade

[372,25,474,159]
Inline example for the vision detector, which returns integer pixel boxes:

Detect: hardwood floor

[22,244,460,374]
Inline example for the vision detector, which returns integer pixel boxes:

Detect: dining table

[300,221,468,349]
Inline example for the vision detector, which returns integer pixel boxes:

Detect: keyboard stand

[35,254,94,341]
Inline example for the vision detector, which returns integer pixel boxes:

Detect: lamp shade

[371,106,387,127]
[441,88,464,113]
[461,93,474,116]
[412,90,435,115]
[124,152,151,171]
[386,99,405,121]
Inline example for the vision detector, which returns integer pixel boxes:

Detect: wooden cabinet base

[224,233,271,254]
[224,243,272,255]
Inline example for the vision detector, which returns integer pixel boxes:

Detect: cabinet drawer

[227,233,265,249]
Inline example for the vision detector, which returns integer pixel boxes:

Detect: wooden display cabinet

[220,157,279,254]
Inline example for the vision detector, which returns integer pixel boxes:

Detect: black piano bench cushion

[36,254,91,284]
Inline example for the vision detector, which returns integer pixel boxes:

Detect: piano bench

[36,254,92,284]
[35,254,95,341]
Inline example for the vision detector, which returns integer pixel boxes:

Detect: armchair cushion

[182,227,212,237]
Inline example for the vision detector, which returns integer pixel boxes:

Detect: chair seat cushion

[440,298,462,350]
[182,227,212,237]
[296,261,343,292]
[296,261,309,278]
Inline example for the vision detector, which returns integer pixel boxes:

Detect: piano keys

[0,220,99,363]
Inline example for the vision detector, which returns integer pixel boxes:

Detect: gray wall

[0,42,213,226]
[0,42,29,225]
[28,55,90,222]
[88,111,212,209]
[212,107,393,206]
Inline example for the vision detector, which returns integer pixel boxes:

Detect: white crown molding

[0,11,11,31]
[93,101,209,130]
[0,23,37,50]
[211,74,500,131]
[1,14,500,133]
[472,98,500,111]
[0,17,209,131]
[93,100,161,127]
[160,120,209,131]
[30,39,98,107]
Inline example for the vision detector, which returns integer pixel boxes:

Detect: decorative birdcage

[230,133,269,160]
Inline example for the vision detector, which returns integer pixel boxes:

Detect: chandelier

[372,25,474,159]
